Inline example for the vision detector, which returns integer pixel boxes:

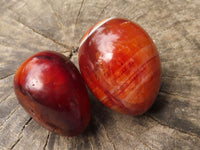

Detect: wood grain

[0,0,199,149]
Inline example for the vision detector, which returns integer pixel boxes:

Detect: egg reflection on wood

[79,18,161,115]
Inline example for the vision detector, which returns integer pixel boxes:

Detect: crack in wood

[12,17,74,51]
[117,126,154,150]
[68,47,79,62]
[0,91,13,104]
[147,114,200,139]
[163,18,197,33]
[45,0,66,32]
[132,7,153,21]
[75,0,85,27]
[72,47,79,54]
[9,117,32,150]
[0,105,20,130]
[101,125,117,150]
[20,117,32,133]
[67,51,73,59]
[10,136,22,150]
[94,116,117,150]
[98,1,112,18]
[162,75,200,79]
[0,73,14,80]
[159,91,199,102]
[43,132,50,150]
[149,10,196,36]
[161,55,200,62]
[177,26,200,50]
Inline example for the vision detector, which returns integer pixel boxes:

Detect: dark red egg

[14,51,91,136]
[78,18,161,115]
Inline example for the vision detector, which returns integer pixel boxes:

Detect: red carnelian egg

[78,18,161,115]
[14,51,91,136]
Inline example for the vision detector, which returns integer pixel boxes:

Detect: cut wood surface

[0,0,200,149]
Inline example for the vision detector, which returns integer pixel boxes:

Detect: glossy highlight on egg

[78,18,161,115]
[14,51,91,136]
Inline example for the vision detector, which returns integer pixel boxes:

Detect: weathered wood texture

[0,0,199,149]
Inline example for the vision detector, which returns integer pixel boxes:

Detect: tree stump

[0,0,199,149]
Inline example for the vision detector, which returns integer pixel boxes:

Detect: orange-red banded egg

[78,18,161,115]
